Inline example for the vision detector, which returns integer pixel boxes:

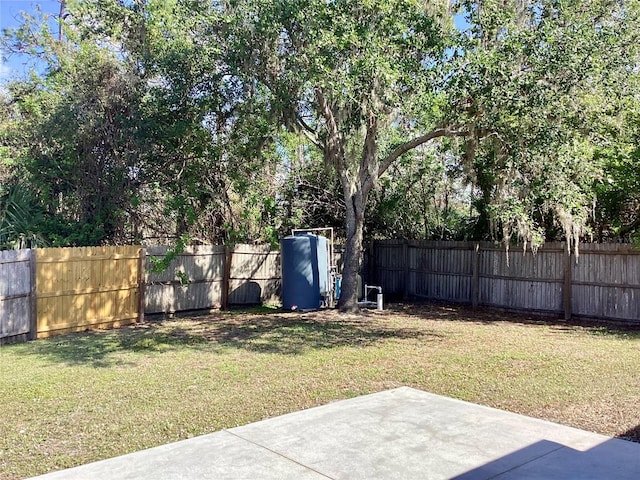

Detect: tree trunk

[314,87,460,313]
[337,187,366,313]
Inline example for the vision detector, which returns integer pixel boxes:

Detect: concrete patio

[31,387,640,479]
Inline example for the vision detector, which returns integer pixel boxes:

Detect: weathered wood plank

[229,246,280,305]
[1,249,33,341]
[144,245,226,314]
[144,244,280,313]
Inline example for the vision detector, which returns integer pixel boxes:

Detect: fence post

[28,249,38,340]
[472,243,480,309]
[138,247,146,323]
[563,247,572,320]
[221,246,232,309]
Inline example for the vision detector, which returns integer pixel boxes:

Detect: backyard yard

[1,303,639,480]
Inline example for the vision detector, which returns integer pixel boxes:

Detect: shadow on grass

[17,324,211,368]
[399,301,640,340]
[617,424,640,443]
[16,309,444,367]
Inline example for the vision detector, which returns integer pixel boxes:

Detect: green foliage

[1,0,287,247]
[591,108,640,241]
[277,132,345,234]
[447,0,640,249]
[1,4,151,246]
[1,0,639,257]
[366,148,472,240]
[0,183,46,249]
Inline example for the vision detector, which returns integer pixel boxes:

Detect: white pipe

[364,284,382,294]
[364,284,384,311]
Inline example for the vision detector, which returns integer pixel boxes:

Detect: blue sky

[1,0,61,83]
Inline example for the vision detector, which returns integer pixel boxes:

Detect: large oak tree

[225,0,463,311]
[225,0,639,311]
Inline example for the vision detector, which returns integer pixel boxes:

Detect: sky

[0,0,61,83]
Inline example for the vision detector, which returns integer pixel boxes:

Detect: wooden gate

[0,249,36,343]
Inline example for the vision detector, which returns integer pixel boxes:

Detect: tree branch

[314,86,344,170]
[296,116,323,150]
[378,126,467,179]
[360,111,377,194]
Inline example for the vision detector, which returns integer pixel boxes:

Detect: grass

[1,303,640,479]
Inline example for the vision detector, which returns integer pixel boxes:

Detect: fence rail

[370,240,640,323]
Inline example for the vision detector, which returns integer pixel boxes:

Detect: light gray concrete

[31,387,640,480]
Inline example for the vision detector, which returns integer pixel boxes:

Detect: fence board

[0,249,33,341]
[228,245,281,305]
[36,246,140,337]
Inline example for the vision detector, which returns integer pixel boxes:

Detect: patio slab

[30,387,640,479]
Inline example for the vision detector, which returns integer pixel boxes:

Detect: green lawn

[2,304,639,479]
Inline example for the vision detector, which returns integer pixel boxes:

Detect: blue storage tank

[281,234,328,310]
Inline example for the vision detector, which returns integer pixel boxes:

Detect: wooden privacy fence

[5,240,640,341]
[1,244,281,342]
[145,245,226,314]
[369,240,640,323]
